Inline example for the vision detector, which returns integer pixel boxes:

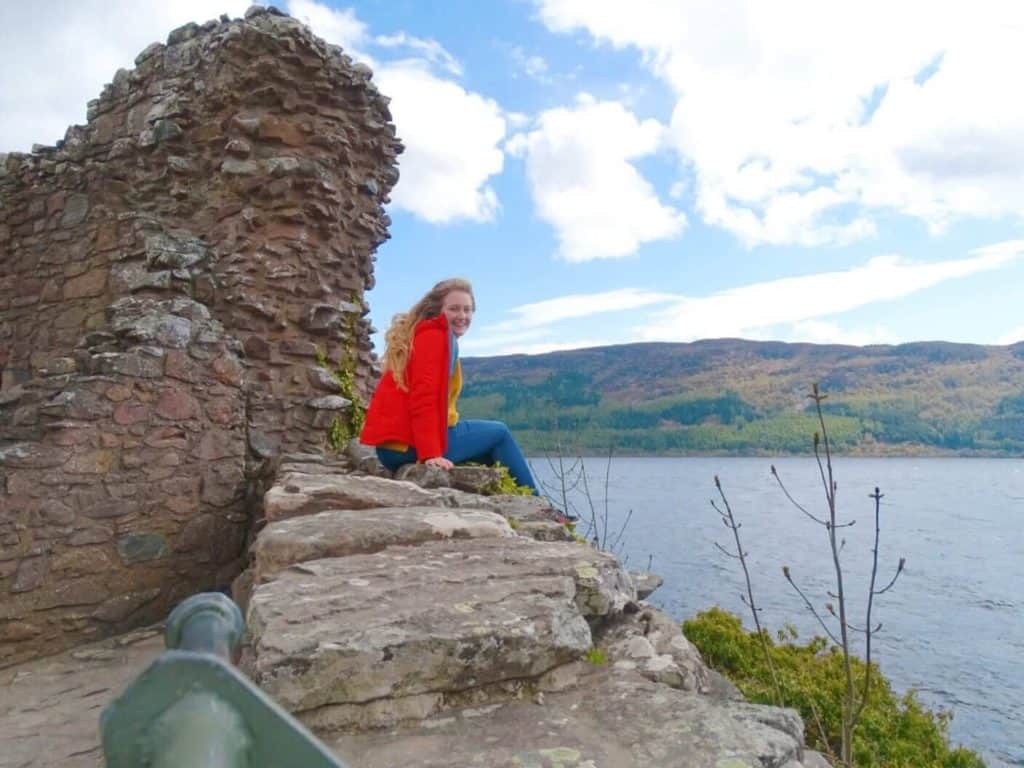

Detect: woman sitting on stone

[360,277,541,494]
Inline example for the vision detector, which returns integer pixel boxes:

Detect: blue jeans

[376,419,538,494]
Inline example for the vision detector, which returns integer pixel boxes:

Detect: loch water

[531,456,1024,767]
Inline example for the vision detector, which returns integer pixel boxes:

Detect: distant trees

[459,356,1024,456]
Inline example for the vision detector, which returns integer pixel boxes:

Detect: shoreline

[525,449,1024,459]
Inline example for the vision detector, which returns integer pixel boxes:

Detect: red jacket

[360,314,451,459]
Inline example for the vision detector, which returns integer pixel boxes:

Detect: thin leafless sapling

[773,384,906,768]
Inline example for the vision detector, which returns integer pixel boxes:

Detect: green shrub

[683,608,986,768]
[492,462,534,496]
[316,347,365,452]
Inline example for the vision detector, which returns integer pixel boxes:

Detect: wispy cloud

[375,32,463,77]
[510,45,551,83]
[465,288,677,356]
[486,288,679,331]
[473,338,619,356]
[636,240,1024,342]
[461,242,1022,356]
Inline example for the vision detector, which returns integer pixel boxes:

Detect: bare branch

[714,541,743,560]
[771,466,829,526]
[874,558,906,595]
[608,509,633,553]
[783,565,841,646]
[712,477,784,706]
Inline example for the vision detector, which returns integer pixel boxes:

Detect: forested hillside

[459,339,1024,455]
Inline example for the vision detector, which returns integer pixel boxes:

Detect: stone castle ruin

[0,6,400,664]
[1,10,830,767]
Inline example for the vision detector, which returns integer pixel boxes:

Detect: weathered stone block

[200,460,245,507]
[94,351,164,378]
[39,499,75,526]
[154,388,200,420]
[11,556,48,593]
[113,400,150,425]
[67,527,112,546]
[251,506,513,581]
[51,547,115,577]
[115,533,169,564]
[64,449,117,474]
[63,268,106,299]
[92,587,161,623]
[38,577,109,608]
[59,194,89,228]
[307,395,351,410]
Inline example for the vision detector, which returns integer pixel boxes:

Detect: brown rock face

[0,7,401,664]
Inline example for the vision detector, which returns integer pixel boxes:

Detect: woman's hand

[424,456,454,470]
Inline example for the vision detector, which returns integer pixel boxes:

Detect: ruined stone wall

[0,7,401,665]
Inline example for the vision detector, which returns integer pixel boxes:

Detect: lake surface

[531,456,1023,767]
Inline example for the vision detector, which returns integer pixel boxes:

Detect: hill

[460,339,1024,456]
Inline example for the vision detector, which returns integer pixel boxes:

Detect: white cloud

[511,46,550,83]
[463,331,619,357]
[488,287,679,331]
[464,288,675,355]
[375,32,462,77]
[0,0,252,152]
[459,326,554,355]
[478,338,617,356]
[636,240,1024,342]
[506,111,531,129]
[535,0,1024,246]
[463,241,1023,354]
[758,320,896,347]
[294,2,506,224]
[508,94,686,261]
[996,326,1024,346]
[288,0,366,57]
[376,61,505,223]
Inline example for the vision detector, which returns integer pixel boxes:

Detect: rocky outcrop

[331,672,810,768]
[230,454,828,767]
[0,7,400,663]
[1,454,831,767]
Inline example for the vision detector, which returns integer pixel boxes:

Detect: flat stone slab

[251,506,514,581]
[265,472,443,521]
[328,665,810,768]
[263,471,573,541]
[243,537,635,717]
[0,627,164,768]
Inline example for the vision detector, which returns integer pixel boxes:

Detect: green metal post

[165,591,245,660]
[150,692,250,768]
[102,591,346,768]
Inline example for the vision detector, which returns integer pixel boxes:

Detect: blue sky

[4,1,1024,356]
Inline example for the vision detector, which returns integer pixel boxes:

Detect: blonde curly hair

[383,277,475,391]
